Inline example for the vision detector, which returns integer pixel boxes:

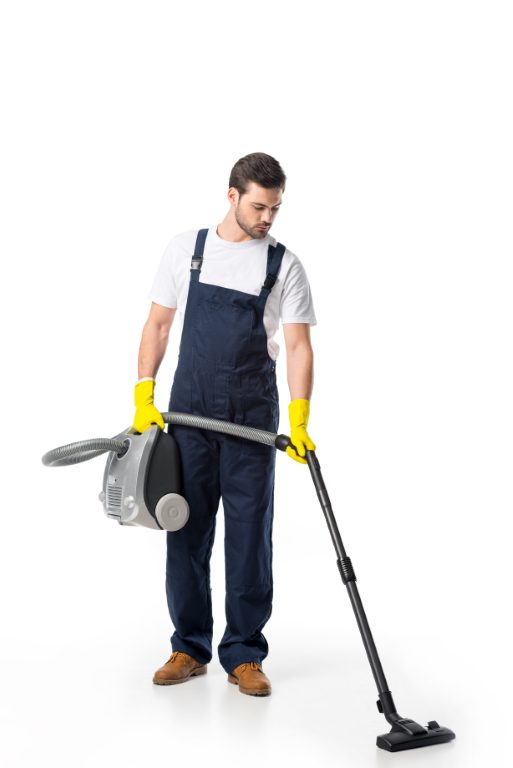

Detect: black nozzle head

[377,721,455,752]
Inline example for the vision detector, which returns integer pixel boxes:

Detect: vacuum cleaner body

[99,426,189,531]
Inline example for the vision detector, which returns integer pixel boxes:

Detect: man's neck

[216,214,252,243]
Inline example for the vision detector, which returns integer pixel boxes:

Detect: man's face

[232,182,283,240]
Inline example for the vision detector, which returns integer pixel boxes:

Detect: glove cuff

[135,378,156,407]
[288,398,310,428]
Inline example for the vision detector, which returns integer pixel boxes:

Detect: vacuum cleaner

[42,411,456,752]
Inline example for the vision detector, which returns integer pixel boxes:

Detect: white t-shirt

[148,226,316,360]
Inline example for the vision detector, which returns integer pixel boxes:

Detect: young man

[134,152,316,696]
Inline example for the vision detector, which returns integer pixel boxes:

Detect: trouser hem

[171,639,212,666]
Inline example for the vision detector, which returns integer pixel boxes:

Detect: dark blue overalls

[166,228,286,674]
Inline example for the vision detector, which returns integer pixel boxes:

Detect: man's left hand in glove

[286,398,316,465]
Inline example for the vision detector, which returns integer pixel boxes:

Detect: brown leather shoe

[228,661,271,696]
[153,651,207,686]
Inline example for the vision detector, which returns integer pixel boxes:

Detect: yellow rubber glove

[133,379,165,433]
[286,398,316,465]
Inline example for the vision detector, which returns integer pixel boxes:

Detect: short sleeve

[148,241,178,308]
[280,257,317,325]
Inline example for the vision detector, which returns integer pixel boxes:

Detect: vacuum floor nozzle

[377,720,456,751]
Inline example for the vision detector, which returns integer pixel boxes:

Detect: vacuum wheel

[155,493,190,532]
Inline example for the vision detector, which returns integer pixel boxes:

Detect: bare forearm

[286,343,314,401]
[137,321,170,379]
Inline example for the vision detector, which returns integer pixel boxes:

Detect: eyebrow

[252,202,282,208]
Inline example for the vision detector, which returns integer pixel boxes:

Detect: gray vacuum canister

[99,426,189,531]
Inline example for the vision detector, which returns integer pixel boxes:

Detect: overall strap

[190,228,209,281]
[259,242,286,298]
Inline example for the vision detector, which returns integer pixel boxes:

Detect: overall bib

[166,228,286,674]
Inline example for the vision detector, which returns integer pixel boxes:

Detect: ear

[227,186,240,207]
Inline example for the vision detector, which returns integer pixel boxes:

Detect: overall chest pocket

[193,299,255,366]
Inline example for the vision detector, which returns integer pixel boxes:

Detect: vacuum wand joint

[337,556,356,584]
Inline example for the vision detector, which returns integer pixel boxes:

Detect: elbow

[157,323,171,343]
[144,318,172,344]
[287,339,313,359]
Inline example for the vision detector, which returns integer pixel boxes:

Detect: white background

[1,1,512,766]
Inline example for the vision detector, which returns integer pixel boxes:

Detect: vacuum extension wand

[304,450,455,752]
[42,410,455,751]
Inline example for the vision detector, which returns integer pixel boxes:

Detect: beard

[235,206,270,239]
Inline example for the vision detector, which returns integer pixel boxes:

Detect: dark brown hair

[229,152,286,195]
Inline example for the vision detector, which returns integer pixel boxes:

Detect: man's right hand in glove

[133,378,165,433]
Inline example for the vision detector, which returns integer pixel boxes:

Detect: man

[133,152,316,696]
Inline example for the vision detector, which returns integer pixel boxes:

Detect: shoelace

[169,651,188,664]
[238,661,262,673]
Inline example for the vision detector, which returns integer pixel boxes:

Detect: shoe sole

[227,674,271,696]
[153,666,207,686]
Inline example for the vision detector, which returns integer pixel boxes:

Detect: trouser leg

[217,435,276,673]
[165,425,220,664]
